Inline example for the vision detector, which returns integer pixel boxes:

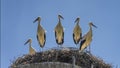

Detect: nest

[10,47,112,68]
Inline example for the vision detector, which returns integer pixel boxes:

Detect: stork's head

[89,22,97,28]
[58,14,64,20]
[33,17,41,23]
[75,17,80,23]
[24,38,32,45]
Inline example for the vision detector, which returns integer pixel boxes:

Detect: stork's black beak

[24,39,31,45]
[58,14,64,19]
[92,23,97,28]
[33,17,41,23]
[75,17,80,23]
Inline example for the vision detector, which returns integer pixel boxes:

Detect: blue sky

[1,0,120,68]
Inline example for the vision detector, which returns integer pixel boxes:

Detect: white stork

[54,14,64,47]
[73,17,82,47]
[33,17,46,51]
[24,38,36,55]
[79,22,97,53]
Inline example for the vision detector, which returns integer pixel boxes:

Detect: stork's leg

[87,45,92,55]
[89,45,91,53]
[76,44,78,49]
[77,43,80,49]
[57,45,61,50]
[85,45,91,54]
[41,48,43,52]
[60,44,63,49]
[39,48,41,52]
[85,48,88,52]
[57,45,59,48]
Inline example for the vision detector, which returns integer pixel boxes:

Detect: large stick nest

[10,47,112,68]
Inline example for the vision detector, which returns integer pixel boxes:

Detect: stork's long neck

[76,22,79,25]
[59,17,61,23]
[89,25,93,34]
[38,21,40,25]
[38,21,42,30]
[76,19,80,25]
[58,18,62,25]
[29,43,32,52]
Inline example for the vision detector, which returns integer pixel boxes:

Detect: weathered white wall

[12,62,81,68]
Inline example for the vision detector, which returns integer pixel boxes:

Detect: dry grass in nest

[10,47,112,68]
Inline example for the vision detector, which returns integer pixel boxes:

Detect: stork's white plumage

[73,17,82,46]
[79,22,97,53]
[54,14,64,46]
[24,39,36,55]
[34,17,46,51]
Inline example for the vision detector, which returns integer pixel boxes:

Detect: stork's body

[79,22,97,52]
[24,39,36,55]
[34,17,46,50]
[54,15,64,46]
[73,17,82,45]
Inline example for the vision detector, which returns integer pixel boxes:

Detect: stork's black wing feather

[80,39,86,50]
[73,33,76,44]
[55,31,58,44]
[37,34,38,41]
[43,33,46,47]
[61,31,64,44]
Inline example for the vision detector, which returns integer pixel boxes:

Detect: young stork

[24,38,36,55]
[54,14,64,47]
[79,22,97,53]
[73,17,82,47]
[33,17,46,51]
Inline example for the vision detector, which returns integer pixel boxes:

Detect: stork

[24,38,36,55]
[54,14,64,47]
[73,17,82,47]
[33,17,46,51]
[79,22,97,53]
